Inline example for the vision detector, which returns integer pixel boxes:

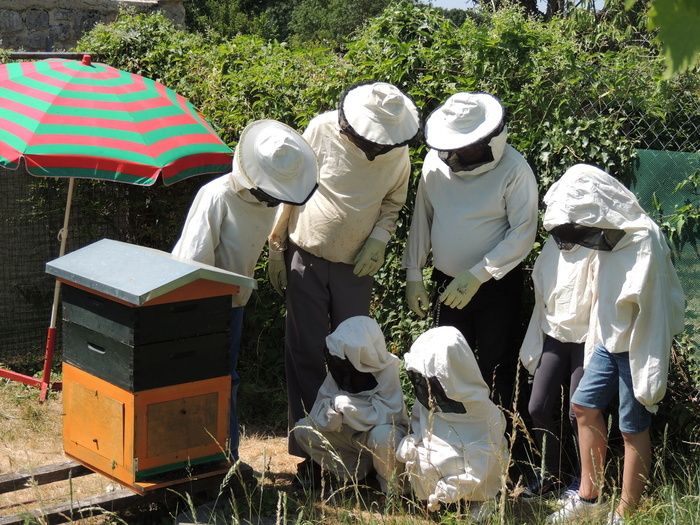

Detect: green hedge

[74,4,699,441]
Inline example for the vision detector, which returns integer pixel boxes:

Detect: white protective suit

[396,327,507,509]
[519,238,598,375]
[172,172,275,306]
[540,164,685,413]
[294,316,408,491]
[402,130,538,283]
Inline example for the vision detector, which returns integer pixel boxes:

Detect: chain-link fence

[629,89,700,332]
[0,50,698,379]
[0,172,206,374]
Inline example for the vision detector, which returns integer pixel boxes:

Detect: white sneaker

[545,494,602,524]
[607,510,625,525]
[558,478,581,502]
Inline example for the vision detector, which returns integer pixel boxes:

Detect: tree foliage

[645,0,700,76]
[289,0,392,44]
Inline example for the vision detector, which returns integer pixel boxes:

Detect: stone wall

[0,0,185,51]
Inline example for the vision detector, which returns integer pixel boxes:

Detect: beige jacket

[269,111,410,263]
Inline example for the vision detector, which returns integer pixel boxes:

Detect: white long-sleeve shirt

[172,174,272,307]
[403,145,538,283]
[519,238,598,375]
[269,111,410,264]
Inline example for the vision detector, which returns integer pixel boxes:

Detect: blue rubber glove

[353,238,387,277]
[439,270,481,309]
[406,280,430,318]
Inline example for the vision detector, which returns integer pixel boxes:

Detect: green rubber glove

[268,249,287,296]
[353,238,387,277]
[439,270,481,309]
[406,280,430,318]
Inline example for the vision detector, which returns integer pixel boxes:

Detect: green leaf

[648,0,700,77]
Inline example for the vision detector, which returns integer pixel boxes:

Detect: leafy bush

[71,5,699,437]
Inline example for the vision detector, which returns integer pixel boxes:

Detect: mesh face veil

[407,369,467,414]
[323,347,379,394]
[550,223,625,251]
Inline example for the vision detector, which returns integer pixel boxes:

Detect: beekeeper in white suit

[396,326,508,520]
[518,222,599,497]
[267,82,420,473]
[402,92,538,409]
[172,119,318,465]
[540,164,685,525]
[293,316,408,492]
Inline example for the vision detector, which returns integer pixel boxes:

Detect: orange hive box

[63,363,230,491]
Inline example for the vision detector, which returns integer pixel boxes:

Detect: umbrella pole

[39,177,75,402]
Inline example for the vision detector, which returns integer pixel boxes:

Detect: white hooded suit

[519,238,598,375]
[294,316,408,491]
[537,164,685,413]
[396,327,507,509]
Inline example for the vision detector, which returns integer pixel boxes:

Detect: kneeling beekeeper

[172,120,319,464]
[396,326,507,520]
[293,316,408,492]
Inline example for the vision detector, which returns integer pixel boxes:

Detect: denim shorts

[571,345,652,434]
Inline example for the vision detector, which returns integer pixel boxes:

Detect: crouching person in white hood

[396,326,508,520]
[293,316,408,492]
[543,164,685,525]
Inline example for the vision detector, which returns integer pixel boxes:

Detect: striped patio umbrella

[0,54,233,400]
[0,54,232,183]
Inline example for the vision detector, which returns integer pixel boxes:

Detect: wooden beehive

[46,239,256,491]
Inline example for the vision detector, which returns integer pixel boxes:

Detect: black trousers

[432,265,525,409]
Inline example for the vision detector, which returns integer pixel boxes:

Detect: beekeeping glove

[268,248,287,296]
[406,280,430,318]
[439,270,481,309]
[353,238,387,277]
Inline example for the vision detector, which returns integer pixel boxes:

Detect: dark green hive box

[46,239,256,392]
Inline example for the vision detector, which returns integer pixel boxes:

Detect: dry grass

[0,379,306,524]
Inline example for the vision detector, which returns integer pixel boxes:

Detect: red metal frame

[0,327,63,401]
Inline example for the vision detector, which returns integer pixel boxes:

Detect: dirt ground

[0,379,302,524]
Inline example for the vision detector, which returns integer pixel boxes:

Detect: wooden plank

[0,487,153,525]
[0,461,91,494]
[0,470,227,525]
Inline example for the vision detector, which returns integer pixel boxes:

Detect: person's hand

[439,270,481,309]
[268,249,287,296]
[406,280,430,318]
[323,406,343,432]
[353,238,387,277]
[333,394,353,413]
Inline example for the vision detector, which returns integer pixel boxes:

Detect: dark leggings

[528,334,584,481]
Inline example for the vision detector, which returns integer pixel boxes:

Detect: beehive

[46,239,255,491]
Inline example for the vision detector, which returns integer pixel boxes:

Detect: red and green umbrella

[0,55,234,400]
[0,54,232,183]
